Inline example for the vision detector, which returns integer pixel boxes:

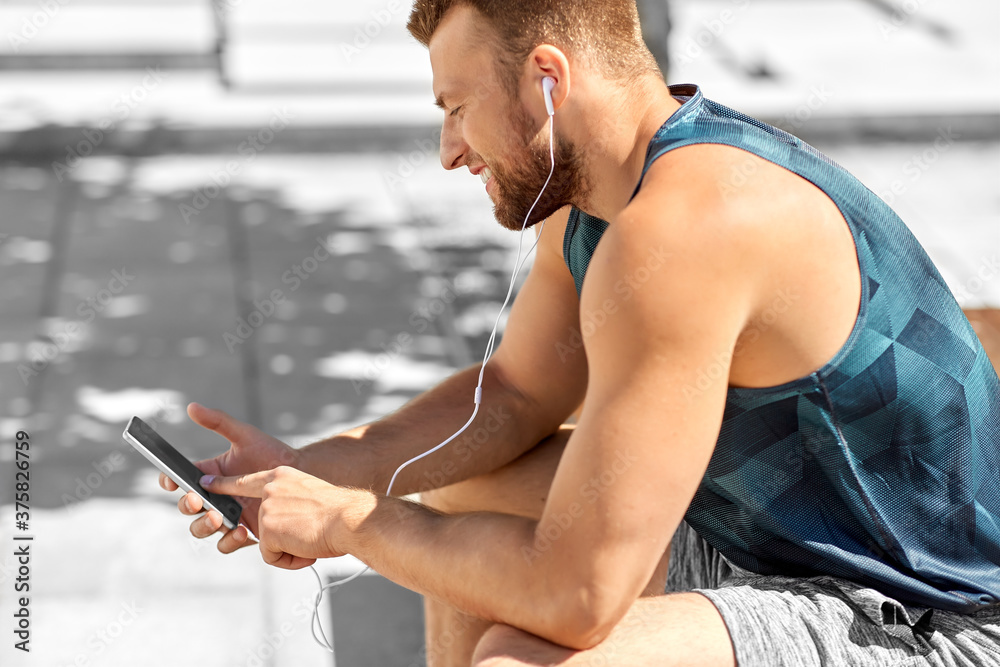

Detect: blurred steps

[0,1,223,76]
[328,575,426,667]
[222,0,430,94]
[0,53,219,70]
[0,0,997,152]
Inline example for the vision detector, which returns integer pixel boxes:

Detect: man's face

[429,7,587,231]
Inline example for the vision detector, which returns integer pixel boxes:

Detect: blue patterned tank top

[563,84,1000,613]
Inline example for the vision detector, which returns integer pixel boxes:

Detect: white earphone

[308,76,559,653]
[542,76,556,117]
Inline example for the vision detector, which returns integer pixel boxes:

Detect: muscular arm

[169,208,587,551]
[320,194,755,649]
[299,363,535,495]
[298,207,587,496]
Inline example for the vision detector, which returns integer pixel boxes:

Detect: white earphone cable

[308,109,557,654]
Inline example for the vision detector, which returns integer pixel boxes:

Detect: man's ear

[523,45,571,116]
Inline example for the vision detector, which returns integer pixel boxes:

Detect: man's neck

[567,77,681,222]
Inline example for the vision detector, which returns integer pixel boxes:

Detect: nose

[439,117,468,171]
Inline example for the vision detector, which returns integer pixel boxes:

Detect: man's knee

[419,463,537,518]
[421,428,572,519]
[420,479,478,515]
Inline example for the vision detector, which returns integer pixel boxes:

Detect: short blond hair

[407,0,660,91]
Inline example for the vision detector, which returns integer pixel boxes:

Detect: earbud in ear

[542,77,556,117]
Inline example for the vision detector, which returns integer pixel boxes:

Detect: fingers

[194,458,224,476]
[216,525,257,555]
[187,402,255,444]
[159,473,178,492]
[188,511,258,553]
[160,460,221,494]
[189,508,223,538]
[260,544,316,571]
[178,491,204,516]
[200,471,268,498]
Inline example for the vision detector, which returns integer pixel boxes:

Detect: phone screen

[124,416,243,530]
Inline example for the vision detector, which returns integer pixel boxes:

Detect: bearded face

[482,95,590,232]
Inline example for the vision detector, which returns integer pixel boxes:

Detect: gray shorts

[666,521,1000,667]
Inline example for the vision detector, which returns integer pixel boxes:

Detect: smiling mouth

[480,166,495,195]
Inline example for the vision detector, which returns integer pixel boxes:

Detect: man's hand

[200,467,372,570]
[158,402,302,554]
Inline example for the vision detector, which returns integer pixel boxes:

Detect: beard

[487,101,589,232]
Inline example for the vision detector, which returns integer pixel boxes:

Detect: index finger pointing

[187,402,253,444]
[200,471,269,498]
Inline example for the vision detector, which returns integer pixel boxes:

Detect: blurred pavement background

[0,1,997,666]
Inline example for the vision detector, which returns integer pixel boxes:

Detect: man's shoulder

[619,141,835,273]
[613,144,770,269]
[631,142,774,214]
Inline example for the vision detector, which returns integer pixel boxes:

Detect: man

[161,1,1000,665]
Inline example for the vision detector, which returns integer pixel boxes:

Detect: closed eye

[450,106,462,117]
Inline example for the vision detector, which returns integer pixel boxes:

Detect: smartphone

[123,416,243,531]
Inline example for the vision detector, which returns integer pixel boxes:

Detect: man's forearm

[298,363,555,495]
[337,489,588,648]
